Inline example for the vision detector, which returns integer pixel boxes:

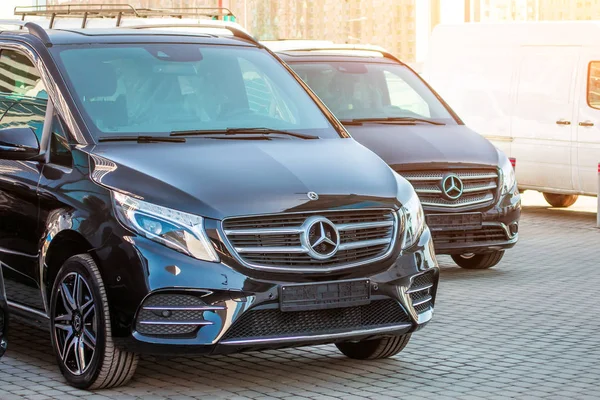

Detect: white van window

[587,61,600,109]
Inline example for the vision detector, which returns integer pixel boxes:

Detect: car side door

[510,46,578,192]
[0,47,47,311]
[575,50,600,196]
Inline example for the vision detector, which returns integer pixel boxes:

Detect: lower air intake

[222,299,409,341]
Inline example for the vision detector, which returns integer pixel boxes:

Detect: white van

[424,21,600,207]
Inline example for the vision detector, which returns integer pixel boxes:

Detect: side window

[383,70,431,118]
[238,58,295,122]
[587,61,600,109]
[50,115,72,167]
[0,50,48,142]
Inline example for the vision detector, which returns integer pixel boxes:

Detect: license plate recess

[280,279,370,312]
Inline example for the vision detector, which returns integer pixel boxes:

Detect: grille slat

[223,209,397,270]
[401,169,499,210]
[136,294,214,337]
[408,271,436,314]
[432,226,508,245]
[222,299,410,341]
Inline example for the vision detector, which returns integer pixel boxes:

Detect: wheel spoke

[74,274,82,311]
[81,299,94,318]
[55,323,72,332]
[60,282,77,311]
[61,329,75,361]
[54,313,72,323]
[83,327,96,349]
[75,336,86,374]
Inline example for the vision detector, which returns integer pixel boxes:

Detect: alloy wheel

[53,272,97,376]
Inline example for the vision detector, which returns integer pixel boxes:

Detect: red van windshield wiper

[170,128,319,140]
[340,117,445,126]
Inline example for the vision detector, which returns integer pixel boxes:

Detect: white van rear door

[575,51,600,196]
[512,46,578,192]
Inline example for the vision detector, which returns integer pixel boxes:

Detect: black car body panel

[90,138,399,219]
[345,124,499,168]
[0,26,438,365]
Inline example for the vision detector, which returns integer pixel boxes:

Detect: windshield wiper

[170,127,318,140]
[340,117,445,126]
[98,135,186,143]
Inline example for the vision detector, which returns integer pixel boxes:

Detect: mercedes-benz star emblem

[300,216,340,260]
[307,191,319,201]
[441,173,464,200]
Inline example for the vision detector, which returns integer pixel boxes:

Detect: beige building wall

[538,0,600,20]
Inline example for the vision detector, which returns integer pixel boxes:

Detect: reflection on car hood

[345,124,500,169]
[89,138,401,219]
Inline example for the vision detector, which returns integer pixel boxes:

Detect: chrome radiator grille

[222,209,398,271]
[400,169,499,210]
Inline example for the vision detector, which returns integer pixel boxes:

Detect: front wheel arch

[43,229,96,311]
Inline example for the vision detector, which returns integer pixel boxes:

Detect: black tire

[543,193,578,208]
[49,254,138,389]
[451,251,505,270]
[335,334,411,360]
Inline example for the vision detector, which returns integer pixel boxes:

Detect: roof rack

[14,4,237,28]
[0,19,52,46]
[7,4,257,46]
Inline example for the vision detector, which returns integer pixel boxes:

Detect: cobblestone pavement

[1,197,599,399]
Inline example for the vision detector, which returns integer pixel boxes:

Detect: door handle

[579,120,595,127]
[556,120,571,125]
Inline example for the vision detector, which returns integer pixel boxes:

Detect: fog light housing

[509,222,518,236]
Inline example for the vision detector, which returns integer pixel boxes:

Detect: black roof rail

[126,23,257,44]
[0,20,52,47]
[14,4,237,28]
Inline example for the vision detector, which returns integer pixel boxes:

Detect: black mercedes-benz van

[270,42,521,270]
[0,23,438,388]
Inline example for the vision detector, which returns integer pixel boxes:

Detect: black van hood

[345,124,500,170]
[89,138,402,220]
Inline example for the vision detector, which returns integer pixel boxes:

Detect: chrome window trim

[220,208,400,273]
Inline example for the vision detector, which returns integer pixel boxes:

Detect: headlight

[112,192,219,262]
[498,149,516,195]
[399,188,425,249]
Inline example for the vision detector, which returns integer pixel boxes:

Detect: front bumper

[106,228,439,356]
[427,187,521,255]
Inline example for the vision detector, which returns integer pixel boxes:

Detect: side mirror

[0,127,40,160]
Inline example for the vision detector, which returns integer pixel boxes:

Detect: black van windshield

[289,61,457,125]
[52,44,340,139]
